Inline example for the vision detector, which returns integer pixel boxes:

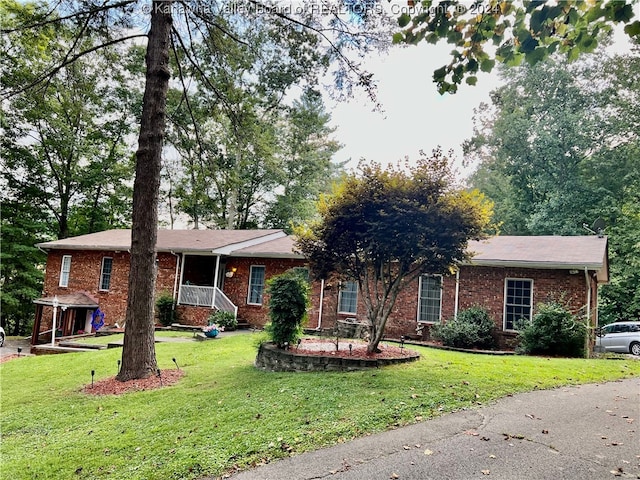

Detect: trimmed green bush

[516,302,585,357]
[264,269,310,348]
[155,292,177,326]
[432,306,496,349]
[208,310,238,330]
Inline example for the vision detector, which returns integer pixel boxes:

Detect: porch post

[212,255,221,309]
[177,254,186,304]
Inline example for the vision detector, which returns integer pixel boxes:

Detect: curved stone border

[255,342,420,372]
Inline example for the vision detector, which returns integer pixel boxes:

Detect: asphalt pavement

[226,377,640,480]
[0,337,31,358]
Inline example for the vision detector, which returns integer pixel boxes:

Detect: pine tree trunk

[117,1,172,381]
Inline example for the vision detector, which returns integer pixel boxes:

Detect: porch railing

[178,285,238,319]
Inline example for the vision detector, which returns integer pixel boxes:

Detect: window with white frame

[247,266,266,305]
[418,275,442,323]
[504,278,533,330]
[338,280,358,314]
[99,257,113,291]
[59,255,72,287]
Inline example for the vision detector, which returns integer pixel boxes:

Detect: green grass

[1,334,639,480]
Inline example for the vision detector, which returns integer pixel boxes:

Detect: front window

[248,266,265,305]
[504,279,533,330]
[338,281,358,314]
[418,275,442,323]
[100,257,113,291]
[59,255,71,287]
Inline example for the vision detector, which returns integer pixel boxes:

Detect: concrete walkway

[226,378,640,480]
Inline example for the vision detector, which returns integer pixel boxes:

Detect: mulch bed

[81,369,184,396]
[0,354,23,363]
[293,338,416,359]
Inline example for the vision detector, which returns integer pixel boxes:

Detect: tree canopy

[296,150,492,352]
[395,0,640,93]
[465,47,640,323]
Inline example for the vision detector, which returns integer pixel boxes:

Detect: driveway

[0,337,31,358]
[225,378,640,480]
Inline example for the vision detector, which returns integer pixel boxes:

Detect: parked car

[0,326,5,347]
[596,321,640,355]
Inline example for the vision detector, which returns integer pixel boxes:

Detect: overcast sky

[323,12,638,181]
[324,41,504,179]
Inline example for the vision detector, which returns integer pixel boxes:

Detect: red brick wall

[315,266,593,349]
[40,249,597,351]
[176,257,307,326]
[42,250,307,329]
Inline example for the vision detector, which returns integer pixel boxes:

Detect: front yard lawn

[1,333,638,480]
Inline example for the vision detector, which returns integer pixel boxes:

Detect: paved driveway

[0,337,31,358]
[225,378,640,480]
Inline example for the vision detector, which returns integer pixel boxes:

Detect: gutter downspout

[454,269,460,321]
[316,279,325,331]
[170,251,180,310]
[584,267,592,358]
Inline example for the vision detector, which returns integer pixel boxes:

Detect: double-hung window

[504,279,533,330]
[59,255,72,287]
[418,275,442,323]
[248,266,266,305]
[338,281,358,314]
[100,257,113,291]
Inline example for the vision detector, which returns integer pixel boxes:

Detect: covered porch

[32,293,100,346]
[177,254,238,318]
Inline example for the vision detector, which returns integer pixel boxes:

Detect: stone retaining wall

[255,342,419,372]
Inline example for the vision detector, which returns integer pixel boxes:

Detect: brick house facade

[33,230,608,351]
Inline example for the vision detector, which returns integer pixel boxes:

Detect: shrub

[155,292,177,326]
[516,302,585,357]
[432,306,496,349]
[264,269,310,348]
[207,310,238,330]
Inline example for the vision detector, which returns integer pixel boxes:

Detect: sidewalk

[225,377,640,480]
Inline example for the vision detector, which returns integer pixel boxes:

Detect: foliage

[517,302,586,358]
[296,150,493,353]
[432,306,496,350]
[0,200,45,336]
[395,0,640,94]
[1,334,639,480]
[208,310,238,331]
[264,269,310,347]
[263,88,344,232]
[154,292,177,327]
[465,49,640,323]
[1,4,136,239]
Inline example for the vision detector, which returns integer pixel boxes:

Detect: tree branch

[0,0,136,33]
[2,34,148,99]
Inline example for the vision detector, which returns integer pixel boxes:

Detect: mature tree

[264,88,343,231]
[395,0,640,93]
[296,150,492,353]
[2,0,390,380]
[0,200,46,336]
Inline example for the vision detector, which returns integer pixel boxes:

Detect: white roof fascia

[230,251,305,259]
[211,231,288,255]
